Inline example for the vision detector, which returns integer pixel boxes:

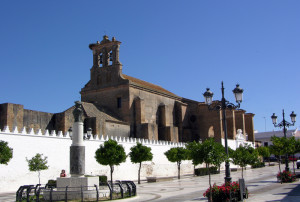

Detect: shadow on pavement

[266,182,300,202]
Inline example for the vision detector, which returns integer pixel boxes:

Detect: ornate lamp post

[203,81,244,184]
[271,110,297,172]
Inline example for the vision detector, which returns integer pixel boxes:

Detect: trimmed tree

[26,153,49,184]
[129,142,153,184]
[164,147,188,179]
[95,139,126,187]
[186,141,203,175]
[257,146,270,165]
[200,138,227,202]
[270,136,292,174]
[230,144,258,179]
[0,140,13,165]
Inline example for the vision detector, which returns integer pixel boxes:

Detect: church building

[0,36,255,143]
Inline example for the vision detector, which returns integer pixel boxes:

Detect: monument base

[43,177,100,201]
[57,177,99,191]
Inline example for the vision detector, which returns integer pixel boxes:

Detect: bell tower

[86,35,123,90]
[89,35,122,68]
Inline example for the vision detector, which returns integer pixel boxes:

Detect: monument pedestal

[43,177,100,201]
[57,177,99,191]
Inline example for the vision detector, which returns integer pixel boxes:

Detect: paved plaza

[120,163,300,202]
[1,163,300,201]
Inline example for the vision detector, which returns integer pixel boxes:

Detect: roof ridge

[122,74,178,97]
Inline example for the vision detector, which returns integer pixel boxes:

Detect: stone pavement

[120,163,300,202]
[1,163,300,201]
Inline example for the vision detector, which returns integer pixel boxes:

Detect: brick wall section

[0,103,24,132]
[235,110,246,136]
[245,113,255,142]
[81,85,129,122]
[23,109,54,133]
[0,103,54,133]
[226,110,236,140]
[197,103,223,143]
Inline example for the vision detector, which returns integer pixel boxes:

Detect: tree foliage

[186,141,203,166]
[26,153,49,184]
[95,139,126,185]
[164,147,188,179]
[257,146,270,165]
[257,146,270,159]
[129,142,153,184]
[0,140,13,165]
[270,136,292,173]
[198,138,227,202]
[230,144,258,179]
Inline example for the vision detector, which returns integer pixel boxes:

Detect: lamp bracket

[207,100,240,111]
[273,120,295,128]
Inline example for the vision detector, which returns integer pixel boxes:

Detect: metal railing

[16,180,136,202]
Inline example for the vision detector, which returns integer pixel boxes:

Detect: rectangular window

[117,97,122,108]
[264,142,268,147]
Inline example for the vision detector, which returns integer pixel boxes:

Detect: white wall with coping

[0,126,255,193]
[0,126,192,193]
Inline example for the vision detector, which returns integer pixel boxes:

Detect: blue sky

[0,1,299,133]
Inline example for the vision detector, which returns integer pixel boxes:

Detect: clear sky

[0,1,299,133]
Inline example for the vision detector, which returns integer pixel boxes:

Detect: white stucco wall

[0,126,192,193]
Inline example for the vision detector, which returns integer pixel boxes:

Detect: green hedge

[251,162,265,169]
[99,175,107,184]
[194,167,219,176]
[47,179,56,188]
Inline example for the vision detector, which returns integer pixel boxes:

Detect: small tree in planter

[230,144,258,179]
[257,146,270,166]
[186,141,203,175]
[129,142,153,184]
[270,136,292,173]
[26,153,49,184]
[288,137,298,174]
[0,140,13,165]
[197,138,226,202]
[164,147,188,179]
[95,139,126,187]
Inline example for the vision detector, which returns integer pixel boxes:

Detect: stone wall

[0,103,54,133]
[130,87,179,141]
[245,113,255,142]
[81,85,129,122]
[0,126,191,193]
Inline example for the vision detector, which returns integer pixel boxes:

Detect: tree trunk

[38,171,41,184]
[110,165,114,191]
[177,162,181,179]
[278,157,282,184]
[193,164,195,176]
[138,162,141,184]
[208,163,212,202]
[293,154,295,175]
[242,167,244,179]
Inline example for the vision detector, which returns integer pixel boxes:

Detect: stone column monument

[70,101,85,176]
[56,101,98,193]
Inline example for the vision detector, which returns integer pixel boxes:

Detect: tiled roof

[255,129,297,140]
[81,102,124,123]
[122,74,179,97]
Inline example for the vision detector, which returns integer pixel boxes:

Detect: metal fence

[16,181,136,202]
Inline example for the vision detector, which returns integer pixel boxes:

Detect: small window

[117,97,122,108]
[264,142,268,147]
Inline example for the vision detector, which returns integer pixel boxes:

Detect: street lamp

[271,110,297,172]
[203,81,244,184]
